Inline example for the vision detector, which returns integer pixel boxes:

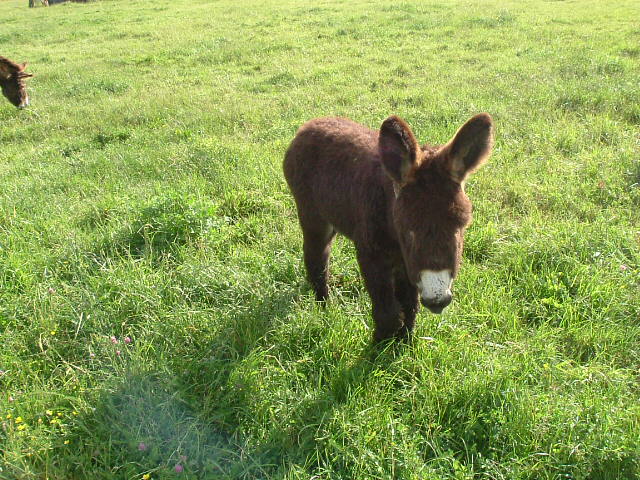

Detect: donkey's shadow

[177,284,411,472]
[65,284,408,477]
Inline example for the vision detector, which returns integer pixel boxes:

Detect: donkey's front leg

[394,267,419,339]
[356,249,404,342]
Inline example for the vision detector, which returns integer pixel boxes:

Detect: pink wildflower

[116,350,121,356]
[138,442,147,451]
[124,336,132,344]
[174,464,184,474]
[620,264,628,271]
[110,336,118,344]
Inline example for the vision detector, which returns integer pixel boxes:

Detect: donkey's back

[284,117,380,181]
[283,117,388,239]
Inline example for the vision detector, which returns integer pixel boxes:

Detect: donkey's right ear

[379,115,419,184]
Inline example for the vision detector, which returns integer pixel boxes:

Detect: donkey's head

[0,57,33,109]
[379,113,494,313]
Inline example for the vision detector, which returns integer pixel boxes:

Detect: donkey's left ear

[442,113,494,183]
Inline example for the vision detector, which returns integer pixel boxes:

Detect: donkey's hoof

[395,325,415,342]
[373,326,403,343]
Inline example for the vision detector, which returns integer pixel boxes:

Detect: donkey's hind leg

[299,212,336,302]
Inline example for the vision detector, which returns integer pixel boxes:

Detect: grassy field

[1,0,639,478]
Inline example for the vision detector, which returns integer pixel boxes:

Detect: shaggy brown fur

[284,114,494,341]
[0,56,33,108]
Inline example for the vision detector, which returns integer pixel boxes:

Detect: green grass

[1,0,639,478]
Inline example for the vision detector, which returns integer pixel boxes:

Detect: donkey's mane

[420,144,440,156]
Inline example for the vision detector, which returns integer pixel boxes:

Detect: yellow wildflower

[17,424,26,431]
[15,416,23,423]
[142,474,151,480]
[5,413,11,419]
[46,410,53,416]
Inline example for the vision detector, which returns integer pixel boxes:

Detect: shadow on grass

[84,367,394,479]
[170,284,409,477]
[172,290,396,477]
[46,291,305,479]
[54,286,408,478]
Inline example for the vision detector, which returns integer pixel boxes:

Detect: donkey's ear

[0,62,11,79]
[379,115,419,184]
[442,113,494,183]
[18,63,32,78]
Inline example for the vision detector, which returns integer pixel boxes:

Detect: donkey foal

[284,113,494,342]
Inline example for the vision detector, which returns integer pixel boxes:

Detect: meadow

[1,0,639,478]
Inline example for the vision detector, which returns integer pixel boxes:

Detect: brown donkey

[284,113,494,341]
[0,56,33,109]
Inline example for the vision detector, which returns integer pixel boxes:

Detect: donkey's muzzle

[421,293,452,314]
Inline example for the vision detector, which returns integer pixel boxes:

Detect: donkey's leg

[356,249,404,342]
[394,267,419,338]
[300,213,336,302]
